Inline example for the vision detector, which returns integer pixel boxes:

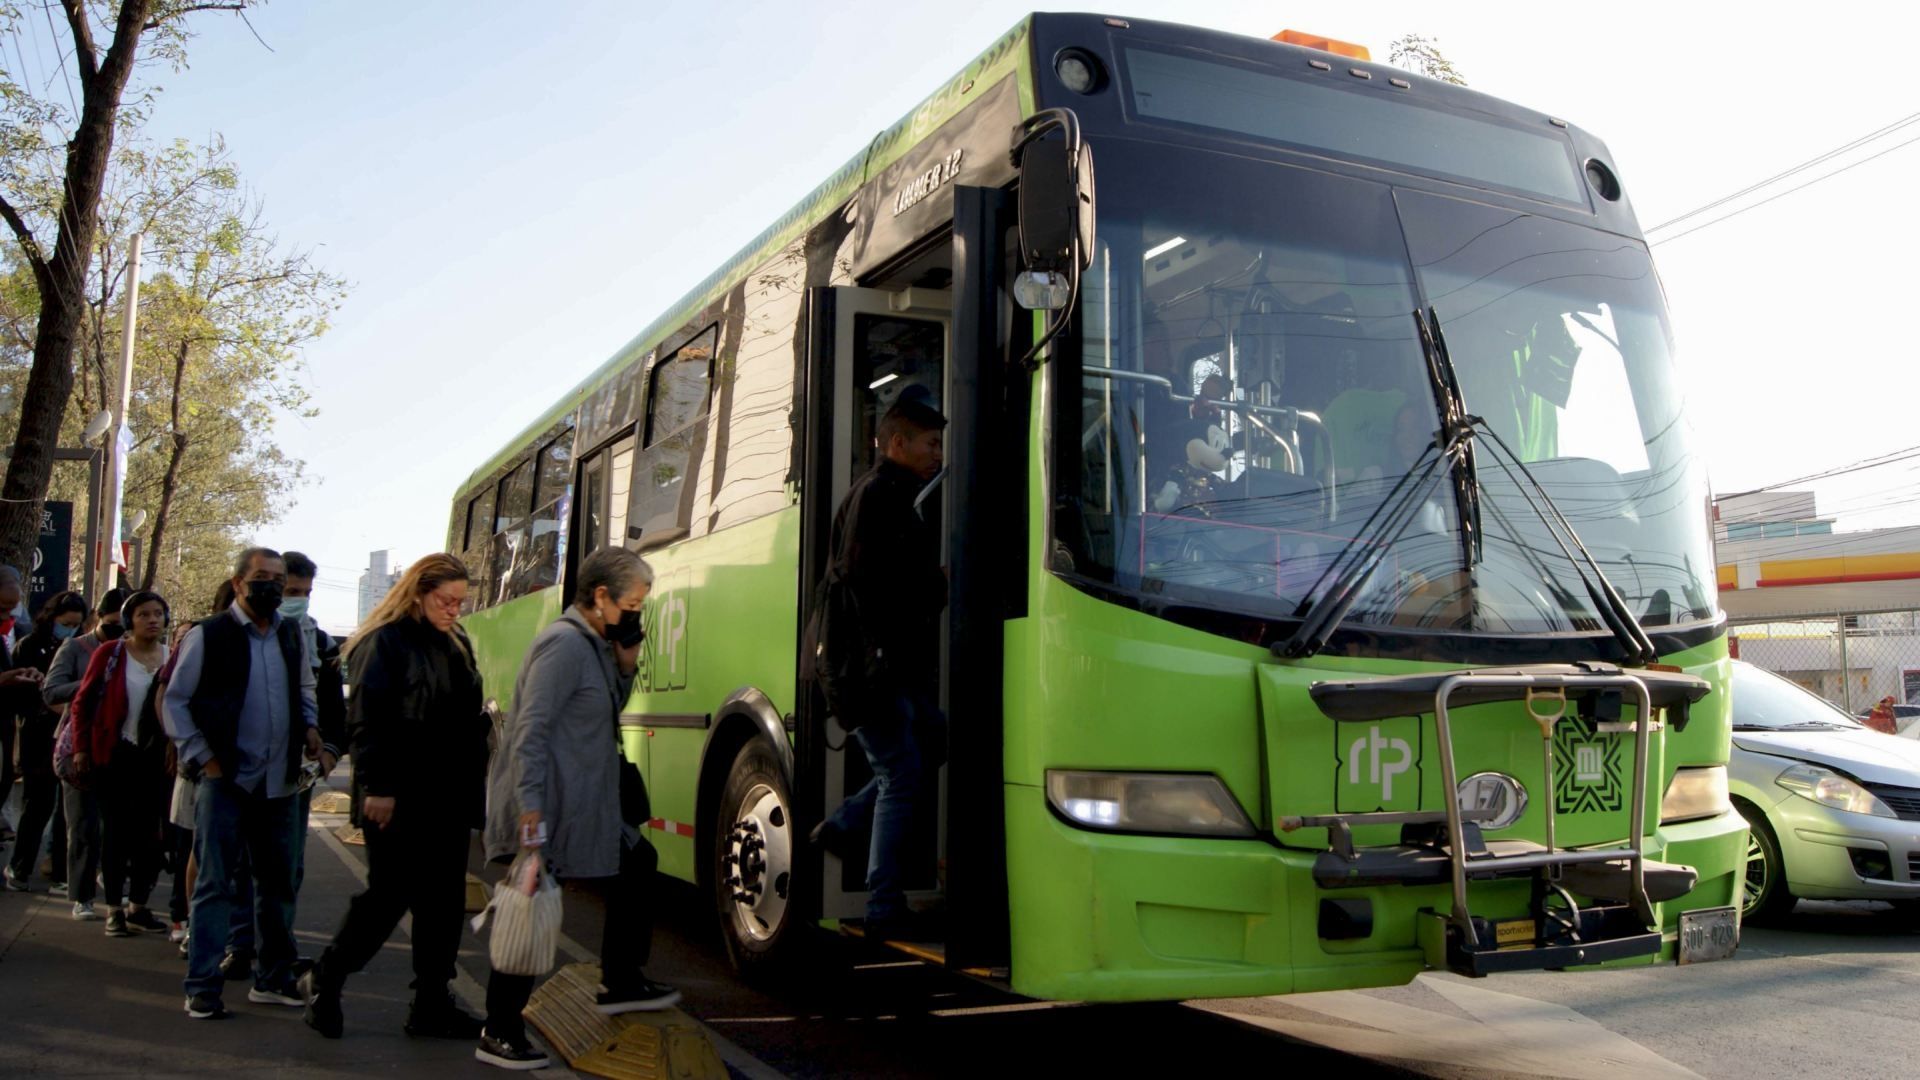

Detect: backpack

[802,558,892,732]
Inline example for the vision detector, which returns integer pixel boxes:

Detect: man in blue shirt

[164,547,321,1020]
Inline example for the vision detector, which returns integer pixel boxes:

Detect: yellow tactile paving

[522,962,728,1080]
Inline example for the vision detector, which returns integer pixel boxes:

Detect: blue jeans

[186,778,299,998]
[226,786,311,959]
[826,691,945,920]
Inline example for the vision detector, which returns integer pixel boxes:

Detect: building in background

[357,549,400,624]
[1717,491,1920,711]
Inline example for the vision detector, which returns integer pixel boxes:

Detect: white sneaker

[71,902,99,921]
[169,920,189,943]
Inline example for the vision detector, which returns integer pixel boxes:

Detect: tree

[0,134,342,605]
[1389,34,1468,86]
[0,0,259,574]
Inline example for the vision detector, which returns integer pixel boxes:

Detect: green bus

[449,13,1744,1001]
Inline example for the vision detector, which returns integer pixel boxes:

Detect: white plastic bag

[475,849,563,976]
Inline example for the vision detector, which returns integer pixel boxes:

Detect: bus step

[840,922,947,966]
[1417,906,1662,978]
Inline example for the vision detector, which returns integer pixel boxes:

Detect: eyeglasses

[426,593,464,612]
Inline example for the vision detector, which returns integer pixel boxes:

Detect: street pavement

[6,773,1919,1078]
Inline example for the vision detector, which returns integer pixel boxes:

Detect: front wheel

[713,739,796,974]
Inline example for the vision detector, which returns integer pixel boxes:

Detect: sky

[24,1,1919,629]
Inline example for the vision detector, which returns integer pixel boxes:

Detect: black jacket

[311,627,348,761]
[346,617,487,827]
[831,458,947,690]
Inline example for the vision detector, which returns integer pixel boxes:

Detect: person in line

[161,582,234,952]
[68,591,173,937]
[0,566,26,849]
[163,548,320,1020]
[222,553,345,978]
[5,590,85,893]
[301,553,487,1041]
[49,588,128,920]
[810,400,949,941]
[477,546,677,1071]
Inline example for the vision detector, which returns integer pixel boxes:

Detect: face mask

[98,621,125,641]
[602,606,645,647]
[280,597,310,621]
[246,579,285,617]
[53,623,77,641]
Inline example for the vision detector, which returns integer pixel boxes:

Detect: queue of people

[0,542,687,1072]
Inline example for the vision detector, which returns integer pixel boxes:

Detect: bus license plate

[1677,906,1738,964]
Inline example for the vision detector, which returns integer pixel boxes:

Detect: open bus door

[795,187,1018,972]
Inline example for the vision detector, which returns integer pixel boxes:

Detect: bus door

[818,285,952,921]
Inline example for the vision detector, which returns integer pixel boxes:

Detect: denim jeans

[185,777,299,998]
[826,690,945,920]
[226,785,311,958]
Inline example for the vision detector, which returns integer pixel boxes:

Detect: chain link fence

[1730,610,1920,717]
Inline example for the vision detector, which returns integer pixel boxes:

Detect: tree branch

[0,191,51,287]
[145,3,248,31]
[60,0,100,83]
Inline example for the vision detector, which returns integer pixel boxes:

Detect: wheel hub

[725,784,791,943]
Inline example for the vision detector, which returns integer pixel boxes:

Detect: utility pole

[96,233,142,598]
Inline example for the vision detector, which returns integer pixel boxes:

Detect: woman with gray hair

[475,546,677,1071]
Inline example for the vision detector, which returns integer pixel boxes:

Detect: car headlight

[1775,763,1896,818]
[1045,770,1256,837]
[1660,765,1731,824]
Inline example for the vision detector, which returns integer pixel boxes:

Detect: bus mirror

[1013,270,1072,311]
[1011,108,1095,276]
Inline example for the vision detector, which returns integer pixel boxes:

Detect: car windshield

[1731,663,1863,730]
[1055,140,1717,638]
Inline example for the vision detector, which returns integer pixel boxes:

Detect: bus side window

[628,326,717,548]
[463,484,498,610]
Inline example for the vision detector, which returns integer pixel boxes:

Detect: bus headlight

[1659,765,1732,824]
[1775,763,1896,818]
[1046,770,1256,837]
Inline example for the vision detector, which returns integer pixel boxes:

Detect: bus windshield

[1058,140,1715,640]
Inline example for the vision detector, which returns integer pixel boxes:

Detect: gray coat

[43,632,104,707]
[483,608,635,878]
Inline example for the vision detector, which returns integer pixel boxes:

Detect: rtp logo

[638,567,690,692]
[1335,716,1423,812]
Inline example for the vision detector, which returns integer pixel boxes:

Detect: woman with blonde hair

[300,553,489,1042]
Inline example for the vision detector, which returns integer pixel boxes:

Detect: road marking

[1211,974,1701,1079]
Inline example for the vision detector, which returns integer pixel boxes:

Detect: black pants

[484,836,657,1041]
[99,743,163,908]
[316,810,470,997]
[8,768,61,882]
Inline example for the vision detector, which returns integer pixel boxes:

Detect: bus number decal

[1335,716,1422,813]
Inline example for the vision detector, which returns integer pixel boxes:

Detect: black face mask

[603,606,645,648]
[246,579,284,617]
[97,620,125,641]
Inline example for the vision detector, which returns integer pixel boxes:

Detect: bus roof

[457,16,1037,496]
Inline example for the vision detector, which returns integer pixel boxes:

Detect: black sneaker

[219,949,253,981]
[104,909,132,937]
[184,993,229,1020]
[300,970,343,1039]
[249,983,304,1007]
[2,867,28,892]
[595,978,681,1015]
[124,907,167,933]
[860,910,944,944]
[405,992,485,1039]
[475,1029,551,1070]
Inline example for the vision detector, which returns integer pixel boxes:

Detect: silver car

[1730,660,1920,921]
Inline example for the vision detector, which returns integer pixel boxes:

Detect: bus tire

[713,738,796,974]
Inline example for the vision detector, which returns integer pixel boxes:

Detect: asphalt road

[6,774,1917,1079]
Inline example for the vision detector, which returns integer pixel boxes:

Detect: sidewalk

[0,780,569,1078]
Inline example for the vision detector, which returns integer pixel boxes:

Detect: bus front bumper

[1003,786,1747,1003]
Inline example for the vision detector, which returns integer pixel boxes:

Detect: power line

[1649,130,1920,248]
[1646,110,1920,234]
[1717,443,1920,500]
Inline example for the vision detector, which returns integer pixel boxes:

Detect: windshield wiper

[1273,310,1482,660]
[1274,437,1458,659]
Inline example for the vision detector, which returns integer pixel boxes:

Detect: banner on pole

[31,500,72,611]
